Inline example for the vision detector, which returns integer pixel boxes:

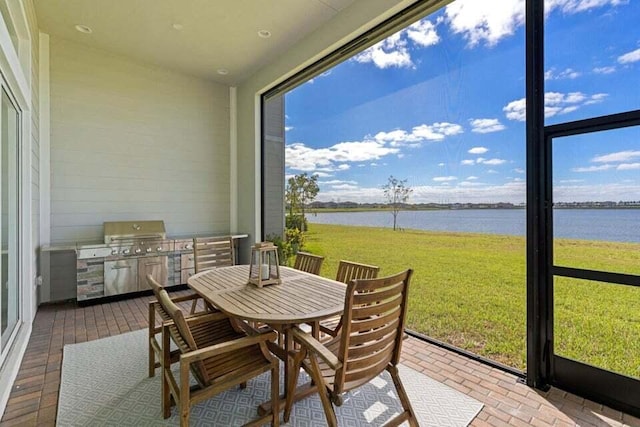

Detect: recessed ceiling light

[75,24,92,34]
[216,68,229,75]
[257,30,271,39]
[172,23,183,31]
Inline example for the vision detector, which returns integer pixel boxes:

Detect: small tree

[382,175,412,231]
[286,173,319,232]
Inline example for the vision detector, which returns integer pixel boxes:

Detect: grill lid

[103,220,166,244]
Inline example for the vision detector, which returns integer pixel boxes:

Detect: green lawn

[300,223,640,378]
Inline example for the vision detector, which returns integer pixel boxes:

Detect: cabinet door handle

[144,262,162,266]
[111,265,132,270]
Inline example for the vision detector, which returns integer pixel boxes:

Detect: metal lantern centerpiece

[248,242,281,288]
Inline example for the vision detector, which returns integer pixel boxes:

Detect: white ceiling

[34,0,358,84]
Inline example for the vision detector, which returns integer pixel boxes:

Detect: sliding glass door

[0,86,20,360]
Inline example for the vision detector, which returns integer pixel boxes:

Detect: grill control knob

[146,248,152,253]
[111,249,118,255]
[157,247,164,252]
[122,249,130,255]
[135,248,142,254]
[185,244,192,250]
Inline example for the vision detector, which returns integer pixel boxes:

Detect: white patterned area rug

[58,329,483,426]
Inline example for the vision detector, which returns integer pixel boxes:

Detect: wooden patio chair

[154,278,280,426]
[193,236,235,273]
[317,260,380,337]
[148,276,211,377]
[284,270,417,427]
[293,251,324,275]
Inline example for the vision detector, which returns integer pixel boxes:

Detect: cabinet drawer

[181,253,194,270]
[181,268,195,284]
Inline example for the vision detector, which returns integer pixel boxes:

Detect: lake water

[308,209,640,243]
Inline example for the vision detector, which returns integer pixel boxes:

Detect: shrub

[285,214,307,231]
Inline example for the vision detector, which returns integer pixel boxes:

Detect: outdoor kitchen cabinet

[138,256,168,291]
[104,259,138,296]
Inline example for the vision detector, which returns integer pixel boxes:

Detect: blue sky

[284,0,640,204]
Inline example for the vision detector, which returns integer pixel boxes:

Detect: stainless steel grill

[104,220,166,243]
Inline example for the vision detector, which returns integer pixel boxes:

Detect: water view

[308,209,640,243]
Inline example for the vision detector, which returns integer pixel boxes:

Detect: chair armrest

[291,326,342,370]
[230,318,262,336]
[167,292,201,304]
[184,311,229,325]
[181,330,278,364]
[148,292,201,309]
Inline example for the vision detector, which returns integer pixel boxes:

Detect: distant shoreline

[309,206,640,213]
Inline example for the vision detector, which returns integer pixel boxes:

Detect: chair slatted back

[335,261,380,284]
[335,270,412,394]
[193,236,234,273]
[148,275,172,322]
[293,252,324,275]
[154,281,210,384]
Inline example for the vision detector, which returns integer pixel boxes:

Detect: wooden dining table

[187,264,346,416]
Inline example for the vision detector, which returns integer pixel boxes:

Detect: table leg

[259,325,318,417]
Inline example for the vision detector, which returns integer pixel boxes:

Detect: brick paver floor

[1,290,639,426]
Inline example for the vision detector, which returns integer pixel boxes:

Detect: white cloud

[320,180,357,185]
[584,93,609,105]
[433,176,458,182]
[571,164,614,172]
[487,169,499,174]
[504,91,608,121]
[315,179,531,204]
[461,157,508,166]
[548,0,628,14]
[353,18,440,69]
[412,122,464,141]
[285,140,399,173]
[331,184,359,190]
[353,32,413,69]
[374,122,463,146]
[406,19,440,47]
[285,126,294,132]
[570,151,640,174]
[514,168,525,174]
[618,48,640,64]
[444,0,525,47]
[314,172,333,178]
[617,163,640,170]
[467,176,479,180]
[592,150,640,163]
[468,146,489,154]
[593,66,616,74]
[459,181,483,187]
[470,118,506,134]
[559,179,585,183]
[554,182,640,203]
[544,67,581,80]
[503,98,527,121]
[445,0,626,47]
[438,162,446,167]
[480,158,507,165]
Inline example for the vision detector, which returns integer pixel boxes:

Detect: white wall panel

[49,37,230,243]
